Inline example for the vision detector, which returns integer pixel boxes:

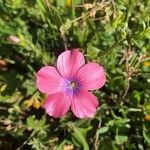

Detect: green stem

[99,39,125,57]
[16,130,37,150]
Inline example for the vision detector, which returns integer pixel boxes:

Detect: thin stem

[94,119,102,150]
[122,79,130,99]
[16,130,37,150]
[61,34,68,50]
[99,39,125,57]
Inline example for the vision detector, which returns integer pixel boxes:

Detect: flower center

[68,81,77,90]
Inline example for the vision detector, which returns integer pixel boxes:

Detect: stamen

[68,81,77,89]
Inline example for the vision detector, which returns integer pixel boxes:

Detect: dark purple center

[64,79,81,95]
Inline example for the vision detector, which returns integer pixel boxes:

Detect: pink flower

[36,49,106,118]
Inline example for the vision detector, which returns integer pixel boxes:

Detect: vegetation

[0,0,150,149]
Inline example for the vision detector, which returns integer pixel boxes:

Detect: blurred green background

[0,0,150,149]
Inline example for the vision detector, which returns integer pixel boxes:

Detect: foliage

[0,0,150,149]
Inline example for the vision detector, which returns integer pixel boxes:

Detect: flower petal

[75,63,106,90]
[43,92,71,118]
[71,90,99,118]
[36,66,64,94]
[57,49,85,79]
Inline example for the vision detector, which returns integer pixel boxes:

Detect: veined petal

[43,92,71,118]
[57,49,85,79]
[71,90,99,118]
[36,66,64,94]
[75,63,106,90]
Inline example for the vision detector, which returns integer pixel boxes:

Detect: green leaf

[56,0,65,7]
[107,118,130,128]
[143,130,150,145]
[98,126,109,134]
[37,0,46,13]
[133,27,150,40]
[26,116,47,131]
[112,12,125,28]
[73,0,82,5]
[115,135,128,145]
[69,123,89,150]
[60,19,72,34]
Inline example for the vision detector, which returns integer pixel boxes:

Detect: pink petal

[75,63,106,90]
[57,49,85,79]
[43,92,71,118]
[36,66,64,94]
[71,90,99,118]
